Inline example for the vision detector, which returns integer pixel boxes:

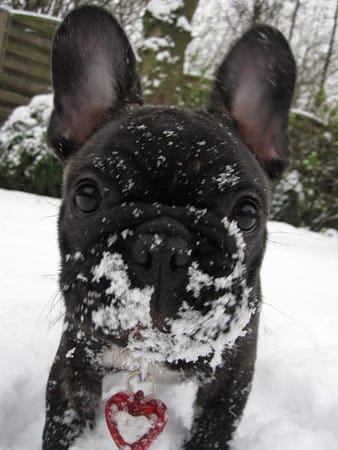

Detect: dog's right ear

[208,25,296,180]
[48,6,142,162]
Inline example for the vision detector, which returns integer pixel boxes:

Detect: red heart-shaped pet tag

[105,390,168,450]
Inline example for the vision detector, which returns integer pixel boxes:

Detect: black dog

[43,6,295,449]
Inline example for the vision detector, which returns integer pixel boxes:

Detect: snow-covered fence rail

[0,8,60,125]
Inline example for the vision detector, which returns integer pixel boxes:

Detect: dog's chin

[101,336,186,383]
[93,278,254,372]
[101,334,210,383]
[92,304,230,369]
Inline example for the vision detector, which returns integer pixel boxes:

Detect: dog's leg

[185,318,259,450]
[42,333,103,450]
[185,369,253,449]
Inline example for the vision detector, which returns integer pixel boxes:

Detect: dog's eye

[75,180,101,214]
[234,201,259,232]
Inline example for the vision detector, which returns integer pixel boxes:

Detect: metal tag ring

[127,370,157,398]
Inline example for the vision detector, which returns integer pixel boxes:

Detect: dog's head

[49,6,295,368]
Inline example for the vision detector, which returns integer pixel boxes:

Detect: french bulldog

[42,5,296,450]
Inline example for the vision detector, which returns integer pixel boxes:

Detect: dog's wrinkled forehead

[65,107,269,207]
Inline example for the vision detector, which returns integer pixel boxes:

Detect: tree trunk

[139,0,199,106]
[251,0,263,24]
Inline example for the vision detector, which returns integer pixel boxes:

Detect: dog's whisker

[48,310,66,331]
[41,273,58,279]
[43,290,64,321]
[39,197,61,209]
[266,238,293,246]
[262,301,294,320]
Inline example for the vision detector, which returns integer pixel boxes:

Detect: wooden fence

[0,8,60,125]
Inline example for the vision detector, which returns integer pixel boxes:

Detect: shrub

[0,94,62,197]
[271,111,338,230]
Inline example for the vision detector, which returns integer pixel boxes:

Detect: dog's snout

[132,234,191,275]
[130,218,191,325]
[131,217,191,280]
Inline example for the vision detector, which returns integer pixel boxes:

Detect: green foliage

[178,74,211,109]
[0,94,62,197]
[271,111,338,230]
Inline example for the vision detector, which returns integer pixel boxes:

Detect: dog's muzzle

[131,217,191,327]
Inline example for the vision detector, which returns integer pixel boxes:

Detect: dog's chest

[102,343,183,383]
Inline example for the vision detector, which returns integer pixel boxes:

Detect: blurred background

[0,0,337,231]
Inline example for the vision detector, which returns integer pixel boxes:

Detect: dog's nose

[131,218,191,324]
[131,217,191,282]
[131,232,190,325]
[132,234,191,276]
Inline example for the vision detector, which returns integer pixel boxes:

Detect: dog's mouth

[111,322,168,346]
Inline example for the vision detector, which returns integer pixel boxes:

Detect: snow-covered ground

[1,188,338,450]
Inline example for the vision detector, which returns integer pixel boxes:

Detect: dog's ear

[48,6,142,162]
[208,25,296,179]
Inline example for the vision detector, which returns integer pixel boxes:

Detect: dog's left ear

[48,6,142,162]
[208,25,296,179]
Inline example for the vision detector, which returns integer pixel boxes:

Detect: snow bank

[1,189,338,449]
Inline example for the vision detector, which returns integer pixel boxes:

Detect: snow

[141,37,174,52]
[213,165,240,191]
[1,188,338,449]
[291,108,328,126]
[147,0,184,24]
[0,94,53,178]
[113,411,152,444]
[91,251,154,333]
[176,16,191,32]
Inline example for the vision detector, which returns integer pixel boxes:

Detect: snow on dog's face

[58,108,269,370]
